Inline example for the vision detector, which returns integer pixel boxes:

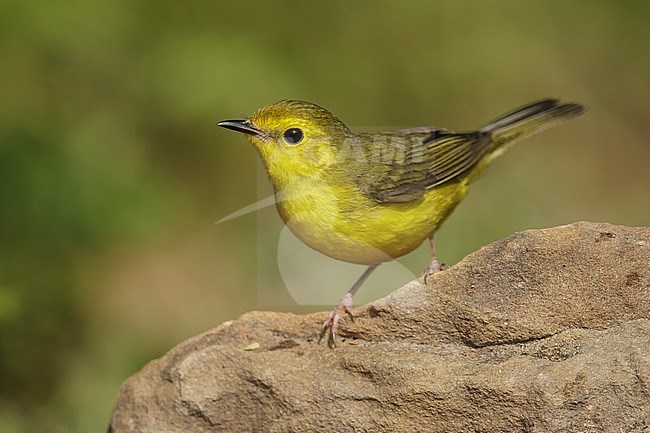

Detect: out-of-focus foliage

[0,1,648,431]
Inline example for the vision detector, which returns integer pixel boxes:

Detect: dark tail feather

[480,99,585,146]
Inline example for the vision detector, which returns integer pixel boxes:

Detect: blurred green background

[1,1,648,431]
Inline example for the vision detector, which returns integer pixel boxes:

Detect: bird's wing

[355,130,492,203]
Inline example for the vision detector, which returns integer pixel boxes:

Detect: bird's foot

[318,293,354,347]
[422,258,448,283]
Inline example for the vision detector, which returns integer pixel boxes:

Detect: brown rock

[109,222,650,433]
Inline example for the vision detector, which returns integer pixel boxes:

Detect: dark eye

[283,128,303,144]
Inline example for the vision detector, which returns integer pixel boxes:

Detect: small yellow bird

[218,98,584,345]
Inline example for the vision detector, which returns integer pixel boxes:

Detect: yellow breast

[275,176,468,265]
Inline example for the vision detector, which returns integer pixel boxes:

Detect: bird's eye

[283,128,304,145]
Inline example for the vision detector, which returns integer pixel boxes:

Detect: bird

[217,98,584,346]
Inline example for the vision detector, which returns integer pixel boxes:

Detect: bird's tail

[479,98,585,162]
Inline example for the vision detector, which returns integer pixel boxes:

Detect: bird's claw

[422,259,448,283]
[318,293,354,347]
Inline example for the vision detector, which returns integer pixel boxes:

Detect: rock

[109,222,650,433]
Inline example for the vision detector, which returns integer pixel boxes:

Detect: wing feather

[356,130,492,203]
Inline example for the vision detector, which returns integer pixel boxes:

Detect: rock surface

[109,222,650,433]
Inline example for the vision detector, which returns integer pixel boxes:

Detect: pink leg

[423,235,444,278]
[319,264,379,347]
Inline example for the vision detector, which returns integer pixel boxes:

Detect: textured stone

[109,222,650,433]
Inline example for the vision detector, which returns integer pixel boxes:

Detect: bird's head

[218,100,352,189]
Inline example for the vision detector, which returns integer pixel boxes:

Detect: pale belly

[275,181,468,265]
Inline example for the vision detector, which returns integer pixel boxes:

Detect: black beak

[217,119,264,137]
